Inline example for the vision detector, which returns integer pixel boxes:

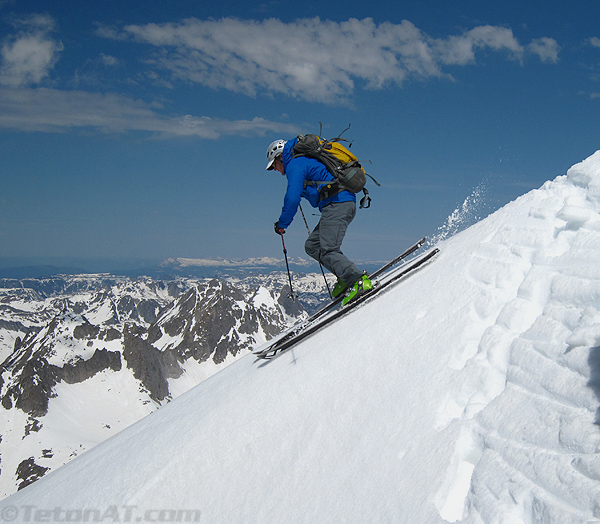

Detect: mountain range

[0,271,329,498]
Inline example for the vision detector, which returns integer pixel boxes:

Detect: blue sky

[1,0,600,270]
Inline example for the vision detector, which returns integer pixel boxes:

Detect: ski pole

[299,204,332,297]
[280,233,297,301]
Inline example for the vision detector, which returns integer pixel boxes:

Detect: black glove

[274,221,285,235]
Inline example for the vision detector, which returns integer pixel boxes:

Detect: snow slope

[2,152,600,523]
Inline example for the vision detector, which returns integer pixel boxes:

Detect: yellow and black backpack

[292,127,380,208]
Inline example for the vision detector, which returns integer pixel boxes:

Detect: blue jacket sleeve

[277,162,306,229]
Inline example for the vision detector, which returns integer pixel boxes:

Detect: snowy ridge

[432,156,600,522]
[2,152,600,523]
[162,256,311,268]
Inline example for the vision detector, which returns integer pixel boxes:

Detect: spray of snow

[429,180,489,246]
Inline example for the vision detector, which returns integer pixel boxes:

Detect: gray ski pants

[304,201,363,287]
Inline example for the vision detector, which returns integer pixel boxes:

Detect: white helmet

[266,139,286,170]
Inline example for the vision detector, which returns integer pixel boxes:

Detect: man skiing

[266,137,372,305]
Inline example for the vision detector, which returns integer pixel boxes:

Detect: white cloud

[589,37,600,48]
[0,86,300,137]
[436,26,523,65]
[100,17,558,104]
[100,53,119,67]
[527,37,560,63]
[0,14,64,87]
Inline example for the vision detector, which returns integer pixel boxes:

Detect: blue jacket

[277,137,355,229]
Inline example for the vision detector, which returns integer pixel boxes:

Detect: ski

[253,237,426,358]
[255,246,439,360]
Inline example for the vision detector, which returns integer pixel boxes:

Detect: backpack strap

[359,188,371,209]
[355,174,379,208]
[365,172,381,187]
[305,179,372,207]
[304,179,343,201]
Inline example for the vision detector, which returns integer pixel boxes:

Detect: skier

[266,138,372,304]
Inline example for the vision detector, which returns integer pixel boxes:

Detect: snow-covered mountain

[2,150,600,523]
[157,255,320,279]
[0,273,329,498]
[0,275,183,361]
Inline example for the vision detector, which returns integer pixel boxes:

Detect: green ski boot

[342,274,373,306]
[331,279,347,298]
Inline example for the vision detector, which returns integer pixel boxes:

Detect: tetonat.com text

[0,505,202,523]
